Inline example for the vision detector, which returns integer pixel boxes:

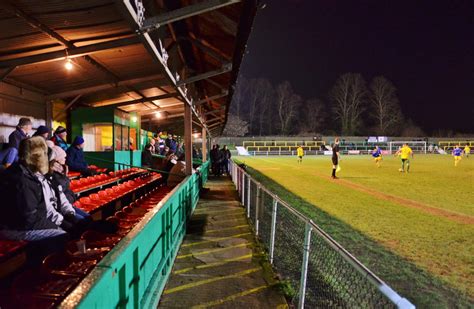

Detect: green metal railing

[59,161,209,308]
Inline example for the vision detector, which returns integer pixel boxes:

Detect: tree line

[224,73,424,137]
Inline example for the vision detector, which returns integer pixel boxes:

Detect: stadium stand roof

[0,0,258,137]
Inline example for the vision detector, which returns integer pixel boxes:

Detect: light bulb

[65,59,73,70]
[131,116,137,122]
[155,112,162,118]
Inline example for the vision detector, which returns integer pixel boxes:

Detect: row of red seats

[70,168,144,193]
[87,165,107,173]
[70,174,118,192]
[74,173,162,213]
[5,185,172,308]
[0,240,27,260]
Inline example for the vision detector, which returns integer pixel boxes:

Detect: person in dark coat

[66,136,94,176]
[50,126,68,152]
[0,137,68,244]
[142,144,154,168]
[33,125,50,139]
[8,117,32,150]
[220,145,231,175]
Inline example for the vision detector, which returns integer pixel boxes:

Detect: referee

[331,138,340,179]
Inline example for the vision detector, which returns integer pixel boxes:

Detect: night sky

[240,0,474,134]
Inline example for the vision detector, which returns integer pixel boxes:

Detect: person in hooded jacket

[0,137,68,251]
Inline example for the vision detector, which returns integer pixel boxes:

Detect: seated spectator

[8,117,32,150]
[167,154,193,187]
[142,144,153,168]
[50,126,68,151]
[66,136,94,176]
[0,137,68,245]
[47,144,90,223]
[33,125,50,139]
[0,147,18,169]
[149,138,156,154]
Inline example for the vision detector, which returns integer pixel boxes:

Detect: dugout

[0,0,257,307]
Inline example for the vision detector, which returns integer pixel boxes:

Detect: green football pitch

[234,154,473,307]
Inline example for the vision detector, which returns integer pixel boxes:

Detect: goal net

[389,141,427,154]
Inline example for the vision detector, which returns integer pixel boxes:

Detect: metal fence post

[241,172,245,205]
[269,198,278,264]
[298,221,312,309]
[246,177,251,218]
[255,185,260,235]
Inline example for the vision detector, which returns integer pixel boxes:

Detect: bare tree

[370,76,403,135]
[246,78,261,134]
[301,98,326,133]
[276,81,302,135]
[401,119,425,137]
[330,73,367,135]
[255,78,274,136]
[223,114,249,136]
[229,76,248,119]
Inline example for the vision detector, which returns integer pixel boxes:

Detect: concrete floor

[158,176,288,309]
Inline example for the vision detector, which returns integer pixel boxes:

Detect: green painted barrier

[60,161,209,308]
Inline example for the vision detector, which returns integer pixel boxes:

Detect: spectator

[165,134,172,148]
[175,142,184,157]
[47,145,90,224]
[192,145,200,159]
[0,137,68,244]
[0,147,18,170]
[220,145,231,175]
[210,145,218,175]
[149,138,156,154]
[66,136,94,176]
[142,144,153,168]
[51,126,68,151]
[169,135,178,153]
[157,132,165,154]
[8,117,32,150]
[167,154,192,187]
[33,125,50,139]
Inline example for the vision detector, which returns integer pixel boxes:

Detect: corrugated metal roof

[0,0,259,135]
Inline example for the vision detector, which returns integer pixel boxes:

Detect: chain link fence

[229,160,415,309]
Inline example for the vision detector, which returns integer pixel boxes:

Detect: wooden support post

[184,103,192,175]
[202,127,207,162]
[45,100,53,131]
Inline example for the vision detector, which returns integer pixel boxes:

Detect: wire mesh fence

[229,161,415,309]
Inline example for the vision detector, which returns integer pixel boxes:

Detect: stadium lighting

[131,116,137,122]
[193,133,199,138]
[155,112,162,119]
[64,59,73,71]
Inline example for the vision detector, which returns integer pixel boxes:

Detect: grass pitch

[235,154,473,307]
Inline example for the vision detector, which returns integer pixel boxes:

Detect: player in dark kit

[331,138,340,179]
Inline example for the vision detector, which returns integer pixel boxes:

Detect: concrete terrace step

[158,176,287,308]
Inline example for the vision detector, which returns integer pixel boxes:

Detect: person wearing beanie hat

[33,125,50,139]
[0,137,68,245]
[8,117,32,150]
[47,145,91,224]
[66,136,94,176]
[50,126,68,151]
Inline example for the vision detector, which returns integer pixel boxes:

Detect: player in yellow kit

[464,145,470,158]
[395,143,413,173]
[296,146,304,164]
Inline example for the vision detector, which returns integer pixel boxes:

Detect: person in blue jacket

[66,136,94,176]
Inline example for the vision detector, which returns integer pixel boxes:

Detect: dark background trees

[226,73,417,136]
